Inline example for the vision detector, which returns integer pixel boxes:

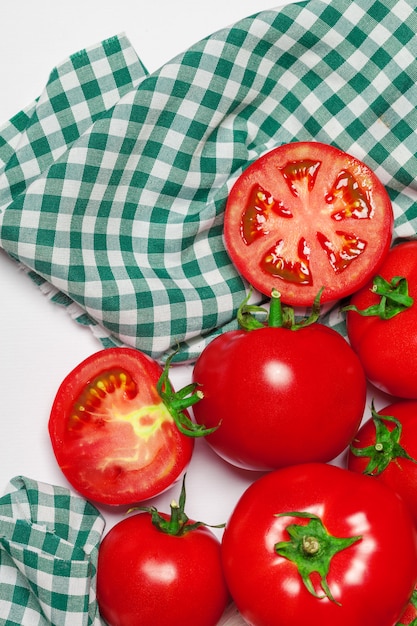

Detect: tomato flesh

[48,348,194,505]
[224,142,393,306]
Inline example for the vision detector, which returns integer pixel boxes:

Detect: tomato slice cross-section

[48,348,194,506]
[224,142,393,306]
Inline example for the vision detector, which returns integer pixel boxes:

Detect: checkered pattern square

[1,0,417,361]
[0,476,105,625]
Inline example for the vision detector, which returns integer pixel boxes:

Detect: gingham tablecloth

[1,0,417,363]
[0,476,105,626]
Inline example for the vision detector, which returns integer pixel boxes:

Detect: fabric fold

[0,476,105,626]
[1,0,417,362]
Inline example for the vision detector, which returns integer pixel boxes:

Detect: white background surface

[0,2,381,623]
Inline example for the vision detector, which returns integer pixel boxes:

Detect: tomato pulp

[48,348,195,505]
[224,141,393,306]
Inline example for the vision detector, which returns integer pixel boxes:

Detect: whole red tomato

[192,295,367,471]
[96,478,229,626]
[49,347,208,505]
[224,141,393,307]
[221,463,417,626]
[347,400,417,526]
[345,240,417,398]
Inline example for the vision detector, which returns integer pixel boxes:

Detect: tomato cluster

[46,143,417,626]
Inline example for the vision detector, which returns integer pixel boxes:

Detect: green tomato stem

[268,289,283,327]
[274,511,362,605]
[131,475,225,536]
[157,352,219,437]
[350,401,417,475]
[343,275,414,319]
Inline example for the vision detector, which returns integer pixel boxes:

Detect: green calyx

[157,351,218,438]
[237,287,324,332]
[350,401,417,475]
[343,275,414,319]
[132,475,225,537]
[274,511,362,605]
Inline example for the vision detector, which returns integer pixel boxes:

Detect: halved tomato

[224,141,393,306]
[48,348,200,506]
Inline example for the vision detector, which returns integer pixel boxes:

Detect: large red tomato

[221,463,417,626]
[347,400,417,526]
[192,300,367,471]
[96,479,229,626]
[345,240,417,398]
[224,141,393,306]
[49,347,206,505]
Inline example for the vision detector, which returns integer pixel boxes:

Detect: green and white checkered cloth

[1,0,417,362]
[0,476,105,626]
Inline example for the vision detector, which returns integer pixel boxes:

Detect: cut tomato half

[224,141,393,306]
[48,348,194,506]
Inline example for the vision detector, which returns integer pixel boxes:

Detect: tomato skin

[346,241,417,399]
[96,512,229,626]
[348,400,417,526]
[192,324,366,471]
[48,347,194,505]
[221,463,417,626]
[224,141,393,306]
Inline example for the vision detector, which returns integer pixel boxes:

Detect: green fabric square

[393,119,413,142]
[346,25,368,48]
[324,93,345,115]
[112,66,133,88]
[349,72,371,93]
[71,51,91,70]
[31,135,51,157]
[368,1,390,22]
[50,92,71,114]
[370,46,392,70]
[345,118,368,141]
[81,78,102,100]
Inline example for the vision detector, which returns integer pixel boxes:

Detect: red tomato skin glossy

[224,142,393,306]
[49,348,194,506]
[192,325,366,471]
[221,463,417,626]
[348,400,417,526]
[346,241,417,398]
[96,513,229,626]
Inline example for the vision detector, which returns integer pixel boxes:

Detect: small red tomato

[224,141,393,307]
[345,240,417,398]
[96,478,229,626]
[48,347,207,505]
[348,400,417,526]
[192,293,367,471]
[221,463,417,626]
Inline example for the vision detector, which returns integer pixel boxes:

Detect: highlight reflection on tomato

[221,463,417,626]
[192,304,367,471]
